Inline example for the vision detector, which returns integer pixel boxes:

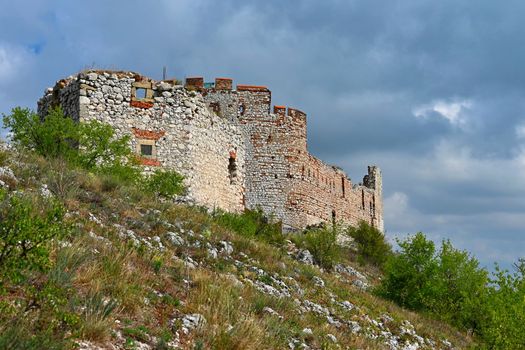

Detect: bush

[76,120,133,170]
[346,220,392,267]
[213,208,283,245]
[478,260,525,349]
[293,226,340,270]
[144,169,185,198]
[3,107,78,160]
[377,232,488,328]
[3,107,141,185]
[0,189,70,282]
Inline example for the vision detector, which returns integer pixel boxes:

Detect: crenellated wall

[37,70,383,232]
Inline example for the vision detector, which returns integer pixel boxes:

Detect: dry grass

[0,149,477,349]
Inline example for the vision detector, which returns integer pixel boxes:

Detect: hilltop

[0,142,473,349]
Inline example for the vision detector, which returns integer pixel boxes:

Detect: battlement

[183,76,269,93]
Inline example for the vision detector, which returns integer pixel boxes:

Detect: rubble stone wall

[38,70,383,231]
[38,71,246,213]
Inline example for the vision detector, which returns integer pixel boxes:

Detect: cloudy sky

[1,0,524,270]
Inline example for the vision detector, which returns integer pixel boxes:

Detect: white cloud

[384,191,409,219]
[0,43,28,80]
[413,99,472,127]
[515,124,525,139]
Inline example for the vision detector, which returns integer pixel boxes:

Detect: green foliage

[346,220,392,267]
[0,319,69,350]
[144,169,185,198]
[98,162,142,185]
[294,226,340,270]
[376,233,439,310]
[76,120,133,170]
[477,260,525,349]
[3,107,141,185]
[213,208,284,245]
[0,189,69,282]
[3,106,78,160]
[377,232,489,332]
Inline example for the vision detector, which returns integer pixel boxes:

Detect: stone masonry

[38,70,383,232]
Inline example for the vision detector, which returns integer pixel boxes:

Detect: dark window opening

[361,189,365,209]
[341,177,346,198]
[228,156,237,184]
[228,158,237,181]
[274,174,278,179]
[140,144,153,157]
[239,104,245,116]
[209,102,221,115]
[332,210,336,227]
[302,166,305,177]
[135,88,147,99]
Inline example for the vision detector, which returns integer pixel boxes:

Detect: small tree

[76,120,134,170]
[3,107,78,160]
[3,107,142,184]
[377,232,488,329]
[346,220,392,267]
[0,189,69,282]
[478,260,525,349]
[377,232,439,310]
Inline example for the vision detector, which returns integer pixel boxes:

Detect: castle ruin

[38,70,383,232]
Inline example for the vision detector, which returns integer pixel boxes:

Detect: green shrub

[377,233,488,328]
[0,189,70,282]
[76,120,133,170]
[478,260,525,349]
[294,226,340,270]
[346,220,392,267]
[3,107,78,160]
[3,107,142,186]
[98,162,142,186]
[213,208,283,245]
[144,169,185,198]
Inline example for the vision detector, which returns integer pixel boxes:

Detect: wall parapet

[237,84,269,92]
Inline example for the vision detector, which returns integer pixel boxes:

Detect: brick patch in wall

[130,100,154,109]
[132,128,166,140]
[237,84,269,92]
[138,157,162,166]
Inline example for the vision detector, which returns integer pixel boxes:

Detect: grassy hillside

[0,145,475,350]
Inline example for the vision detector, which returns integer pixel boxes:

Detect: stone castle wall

[37,70,383,231]
[38,71,246,212]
